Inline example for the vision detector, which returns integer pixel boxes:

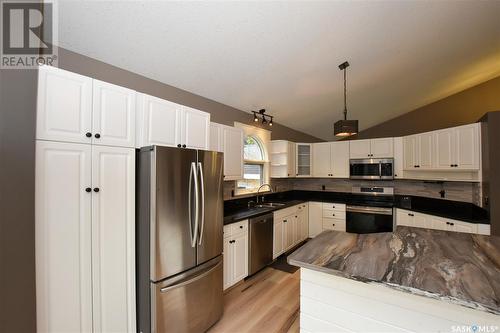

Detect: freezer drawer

[151,256,223,333]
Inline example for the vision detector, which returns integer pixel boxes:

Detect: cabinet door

[223,126,244,180]
[232,232,248,283]
[223,238,232,290]
[312,142,331,177]
[331,141,350,178]
[91,146,136,333]
[92,80,136,148]
[287,142,296,177]
[396,209,412,226]
[283,216,294,250]
[417,133,433,169]
[296,144,312,176]
[449,220,477,234]
[403,136,417,170]
[36,141,93,333]
[273,220,284,259]
[455,124,479,170]
[349,140,371,158]
[370,138,393,158]
[299,203,309,240]
[393,137,404,178]
[37,65,93,144]
[209,123,223,152]
[434,128,454,169]
[136,93,180,148]
[181,106,210,150]
[308,202,323,237]
[428,216,449,231]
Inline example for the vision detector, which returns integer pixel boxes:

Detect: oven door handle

[346,206,393,215]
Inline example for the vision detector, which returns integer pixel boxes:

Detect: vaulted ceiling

[57,1,500,140]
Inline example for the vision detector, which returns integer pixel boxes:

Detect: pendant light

[334,61,358,137]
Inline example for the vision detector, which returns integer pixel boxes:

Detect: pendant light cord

[343,66,347,120]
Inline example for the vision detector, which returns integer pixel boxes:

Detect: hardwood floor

[208,267,300,333]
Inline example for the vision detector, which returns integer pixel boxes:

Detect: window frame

[234,124,271,196]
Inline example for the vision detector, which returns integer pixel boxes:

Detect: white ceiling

[57,1,500,141]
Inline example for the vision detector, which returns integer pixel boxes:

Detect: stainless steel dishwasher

[248,213,274,276]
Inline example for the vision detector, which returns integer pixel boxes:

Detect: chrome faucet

[256,183,273,203]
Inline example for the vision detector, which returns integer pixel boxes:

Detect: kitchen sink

[255,202,286,208]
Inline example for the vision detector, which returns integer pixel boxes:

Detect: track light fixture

[251,109,274,127]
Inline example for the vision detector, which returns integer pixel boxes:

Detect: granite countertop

[288,226,500,314]
[223,199,305,225]
[223,190,489,226]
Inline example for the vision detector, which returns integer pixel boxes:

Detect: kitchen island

[288,227,500,332]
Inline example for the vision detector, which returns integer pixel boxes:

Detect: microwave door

[350,162,381,180]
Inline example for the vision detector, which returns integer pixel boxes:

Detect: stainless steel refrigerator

[137,146,224,333]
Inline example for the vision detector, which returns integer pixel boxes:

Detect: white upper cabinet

[37,65,93,144]
[181,106,210,150]
[405,123,480,172]
[296,143,312,177]
[349,138,393,159]
[209,123,224,152]
[92,80,136,147]
[312,142,331,177]
[312,141,349,178]
[349,140,371,158]
[454,123,480,170]
[222,126,244,180]
[136,93,210,149]
[136,93,181,148]
[37,66,136,148]
[370,138,394,158]
[393,137,404,178]
[434,128,454,169]
[418,132,433,169]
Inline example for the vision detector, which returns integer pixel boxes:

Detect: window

[237,136,266,192]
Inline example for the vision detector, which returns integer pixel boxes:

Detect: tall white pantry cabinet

[35,66,136,332]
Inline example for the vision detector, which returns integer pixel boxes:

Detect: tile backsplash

[224,178,481,206]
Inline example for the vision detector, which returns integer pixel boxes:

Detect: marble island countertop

[288,226,500,314]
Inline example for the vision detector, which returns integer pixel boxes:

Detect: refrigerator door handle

[159,259,222,293]
[197,162,205,245]
[189,162,199,247]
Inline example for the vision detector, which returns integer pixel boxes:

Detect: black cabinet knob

[239,226,243,229]
[177,144,181,148]
[332,224,335,226]
[85,187,91,192]
[182,144,186,148]
[94,133,101,139]
[86,132,92,138]
[93,187,100,192]
[332,214,335,216]
[450,222,454,226]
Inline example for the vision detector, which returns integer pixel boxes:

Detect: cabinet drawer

[230,220,248,236]
[322,209,346,220]
[322,218,346,232]
[322,203,346,211]
[223,220,248,238]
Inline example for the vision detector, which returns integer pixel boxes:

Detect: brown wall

[56,47,321,143]
[352,75,500,139]
[0,69,37,333]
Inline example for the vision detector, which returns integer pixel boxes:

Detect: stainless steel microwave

[349,158,394,180]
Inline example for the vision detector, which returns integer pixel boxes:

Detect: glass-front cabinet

[296,143,312,177]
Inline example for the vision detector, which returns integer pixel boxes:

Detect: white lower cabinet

[396,208,487,235]
[223,220,248,290]
[35,141,136,332]
[273,203,309,259]
[308,202,323,238]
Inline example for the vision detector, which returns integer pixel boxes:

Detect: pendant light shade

[334,61,358,137]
